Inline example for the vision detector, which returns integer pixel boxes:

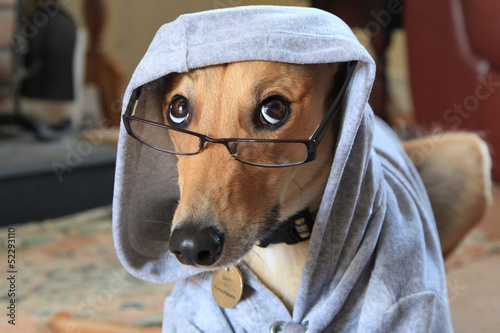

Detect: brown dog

[50,60,492,332]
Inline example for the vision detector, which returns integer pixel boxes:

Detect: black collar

[255,208,317,248]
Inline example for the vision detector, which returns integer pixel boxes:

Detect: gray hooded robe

[113,6,453,333]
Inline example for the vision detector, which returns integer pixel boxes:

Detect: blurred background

[0,1,498,332]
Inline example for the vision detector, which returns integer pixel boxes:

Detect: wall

[64,0,310,81]
[63,0,411,116]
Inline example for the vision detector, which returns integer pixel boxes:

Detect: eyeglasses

[123,61,357,167]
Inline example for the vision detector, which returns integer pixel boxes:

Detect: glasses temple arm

[124,86,143,117]
[309,61,358,143]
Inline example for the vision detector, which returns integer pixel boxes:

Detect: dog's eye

[258,96,289,128]
[168,96,191,126]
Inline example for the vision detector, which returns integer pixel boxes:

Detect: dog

[50,59,492,333]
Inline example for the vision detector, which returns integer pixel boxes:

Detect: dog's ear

[320,62,348,148]
[162,72,182,98]
[321,62,342,75]
[324,62,348,109]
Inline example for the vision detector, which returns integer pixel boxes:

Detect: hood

[113,5,451,332]
[113,4,375,283]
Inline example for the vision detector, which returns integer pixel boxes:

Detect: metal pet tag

[211,266,243,308]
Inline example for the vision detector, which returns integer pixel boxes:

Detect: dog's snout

[169,226,224,266]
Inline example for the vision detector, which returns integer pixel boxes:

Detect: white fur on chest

[243,240,309,313]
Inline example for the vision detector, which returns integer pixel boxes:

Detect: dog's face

[164,61,340,268]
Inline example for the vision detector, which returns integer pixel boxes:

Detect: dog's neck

[243,181,327,313]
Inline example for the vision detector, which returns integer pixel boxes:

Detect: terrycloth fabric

[113,6,453,333]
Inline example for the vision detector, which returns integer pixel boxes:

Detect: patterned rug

[0,206,172,333]
[1,196,498,333]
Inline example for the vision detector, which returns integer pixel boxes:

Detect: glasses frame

[123,61,358,168]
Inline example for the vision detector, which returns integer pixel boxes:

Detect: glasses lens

[128,118,201,154]
[230,141,309,166]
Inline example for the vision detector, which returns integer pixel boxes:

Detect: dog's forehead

[160,61,337,138]
[164,61,330,100]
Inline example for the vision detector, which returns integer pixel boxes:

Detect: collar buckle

[256,208,317,248]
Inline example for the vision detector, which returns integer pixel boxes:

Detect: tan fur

[165,61,339,269]
[50,61,492,331]
[403,132,493,257]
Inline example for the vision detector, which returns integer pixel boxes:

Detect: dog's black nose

[169,226,224,266]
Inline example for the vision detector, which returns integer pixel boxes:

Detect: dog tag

[211,266,243,308]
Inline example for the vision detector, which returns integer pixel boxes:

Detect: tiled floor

[445,185,500,332]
